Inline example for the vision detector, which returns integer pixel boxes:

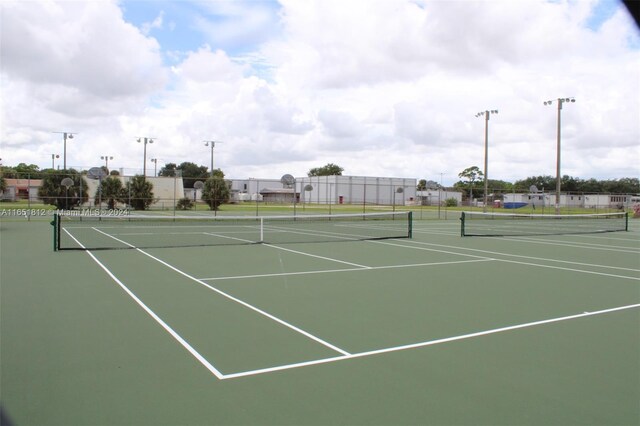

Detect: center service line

[92,228,352,357]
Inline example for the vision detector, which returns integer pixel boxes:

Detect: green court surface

[1,214,639,425]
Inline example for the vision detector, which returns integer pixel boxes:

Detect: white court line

[198,259,493,281]
[91,228,351,357]
[396,240,640,275]
[223,303,640,380]
[500,237,639,254]
[201,229,371,269]
[261,243,371,269]
[68,227,640,381]
[62,229,225,379]
[370,239,494,260]
[561,233,640,242]
[494,258,640,280]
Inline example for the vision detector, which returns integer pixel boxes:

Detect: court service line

[369,239,497,261]
[62,229,225,379]
[198,258,493,281]
[561,232,640,242]
[261,243,371,269]
[202,231,371,269]
[501,237,639,254]
[223,303,640,380]
[494,258,640,280]
[395,240,640,275]
[92,228,352,357]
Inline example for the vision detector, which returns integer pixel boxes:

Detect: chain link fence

[1,172,637,217]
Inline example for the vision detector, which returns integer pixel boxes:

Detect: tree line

[0,162,231,211]
[416,165,639,198]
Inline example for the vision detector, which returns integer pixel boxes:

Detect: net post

[625,212,628,231]
[51,213,59,251]
[408,211,413,238]
[460,212,466,237]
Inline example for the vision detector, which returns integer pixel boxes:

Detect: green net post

[408,211,413,238]
[51,213,59,252]
[460,212,466,237]
[625,212,629,231]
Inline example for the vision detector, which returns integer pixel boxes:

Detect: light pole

[544,97,575,214]
[51,154,60,169]
[137,137,154,177]
[204,141,222,177]
[475,110,498,212]
[150,158,159,176]
[53,132,76,170]
[101,155,113,173]
[438,172,445,218]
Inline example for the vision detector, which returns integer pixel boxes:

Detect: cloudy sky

[1,0,638,185]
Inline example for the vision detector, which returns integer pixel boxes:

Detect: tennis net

[460,211,628,237]
[53,211,412,251]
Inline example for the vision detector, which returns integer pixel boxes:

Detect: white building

[296,175,417,206]
[85,176,184,208]
[416,190,463,206]
[228,175,417,206]
[502,192,638,209]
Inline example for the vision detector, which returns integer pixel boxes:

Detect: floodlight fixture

[204,140,223,177]
[136,137,156,177]
[475,109,499,212]
[544,97,576,213]
[53,131,77,170]
[150,158,159,176]
[101,155,114,172]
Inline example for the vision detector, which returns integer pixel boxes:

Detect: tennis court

[1,212,639,425]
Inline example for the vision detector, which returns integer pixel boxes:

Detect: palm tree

[124,175,154,210]
[95,176,124,210]
[38,170,88,209]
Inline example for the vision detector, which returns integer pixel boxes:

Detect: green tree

[456,166,484,203]
[1,163,44,179]
[417,179,427,191]
[0,176,6,194]
[307,163,344,177]
[17,163,42,178]
[159,162,211,188]
[124,175,155,210]
[177,162,210,188]
[202,176,230,211]
[513,176,555,192]
[95,176,125,210]
[485,179,513,197]
[38,170,89,209]
[159,162,178,177]
[602,178,640,194]
[581,178,603,193]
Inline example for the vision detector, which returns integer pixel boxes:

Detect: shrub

[176,197,194,210]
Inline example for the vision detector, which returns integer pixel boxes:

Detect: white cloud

[0,0,638,185]
[1,0,167,98]
[192,0,281,51]
[141,10,165,35]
